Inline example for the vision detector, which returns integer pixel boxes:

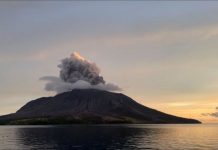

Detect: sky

[1,1,218,123]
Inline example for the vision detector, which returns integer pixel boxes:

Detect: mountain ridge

[0,89,201,124]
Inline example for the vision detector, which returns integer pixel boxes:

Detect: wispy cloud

[81,24,218,47]
[202,107,218,117]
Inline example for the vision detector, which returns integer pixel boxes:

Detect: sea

[0,124,217,150]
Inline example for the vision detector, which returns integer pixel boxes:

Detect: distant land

[0,89,201,125]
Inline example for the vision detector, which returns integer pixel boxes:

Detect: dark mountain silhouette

[0,89,201,124]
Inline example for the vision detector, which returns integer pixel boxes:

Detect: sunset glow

[71,52,85,61]
[1,1,218,123]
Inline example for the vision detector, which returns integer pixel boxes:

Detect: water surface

[0,124,217,150]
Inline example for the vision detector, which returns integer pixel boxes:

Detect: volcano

[0,89,200,124]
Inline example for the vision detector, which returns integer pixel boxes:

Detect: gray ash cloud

[58,52,105,85]
[40,52,121,93]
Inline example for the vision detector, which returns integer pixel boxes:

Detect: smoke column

[40,52,121,93]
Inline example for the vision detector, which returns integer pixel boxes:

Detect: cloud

[202,107,218,117]
[40,52,121,93]
[58,52,105,85]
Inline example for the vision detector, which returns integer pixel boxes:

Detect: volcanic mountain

[0,89,201,124]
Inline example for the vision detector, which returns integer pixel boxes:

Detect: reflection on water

[0,124,218,150]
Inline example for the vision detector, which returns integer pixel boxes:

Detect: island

[0,89,201,125]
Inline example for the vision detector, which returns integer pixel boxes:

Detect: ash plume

[40,52,121,93]
[59,52,105,85]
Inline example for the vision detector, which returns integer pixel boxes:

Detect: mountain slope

[0,89,201,124]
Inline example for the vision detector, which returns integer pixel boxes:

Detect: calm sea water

[0,124,217,150]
